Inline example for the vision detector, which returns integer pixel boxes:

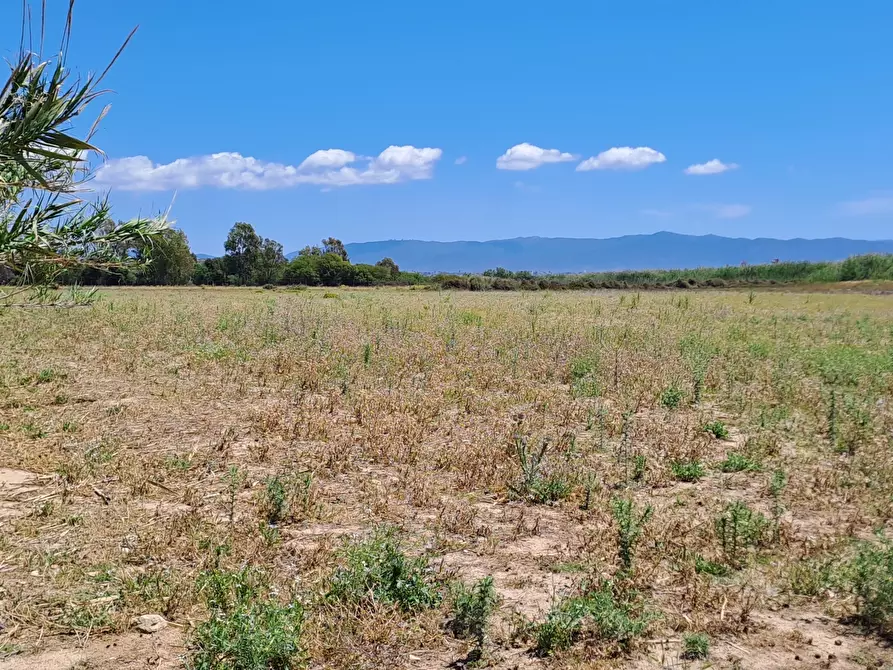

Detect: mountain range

[304,232,893,274]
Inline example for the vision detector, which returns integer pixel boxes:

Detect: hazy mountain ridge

[290,232,893,274]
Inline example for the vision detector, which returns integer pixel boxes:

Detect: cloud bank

[94,146,443,191]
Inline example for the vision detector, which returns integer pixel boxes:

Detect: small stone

[834,640,842,646]
[794,655,801,661]
[829,654,836,661]
[135,614,168,634]
[408,654,421,662]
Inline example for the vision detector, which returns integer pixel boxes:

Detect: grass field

[1,286,892,669]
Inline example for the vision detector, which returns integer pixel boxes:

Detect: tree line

[59,222,426,287]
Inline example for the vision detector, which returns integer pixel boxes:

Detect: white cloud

[576,146,666,171]
[684,159,738,176]
[496,143,576,171]
[695,203,751,219]
[94,145,443,191]
[299,149,356,170]
[454,156,467,165]
[838,195,893,216]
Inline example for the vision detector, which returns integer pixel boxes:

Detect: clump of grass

[187,567,304,670]
[694,555,730,577]
[259,472,315,525]
[703,420,729,439]
[659,385,685,409]
[450,576,498,659]
[535,579,655,656]
[787,554,842,597]
[681,632,710,660]
[719,452,760,473]
[509,436,571,504]
[327,527,442,611]
[670,459,705,482]
[850,535,893,635]
[569,356,600,397]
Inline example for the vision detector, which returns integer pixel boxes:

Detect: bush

[186,567,304,670]
[535,580,654,656]
[715,501,768,568]
[660,385,685,409]
[450,576,498,657]
[327,527,441,611]
[851,536,893,634]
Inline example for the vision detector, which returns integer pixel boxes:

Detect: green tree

[223,222,261,285]
[376,257,399,276]
[253,238,286,285]
[322,237,349,261]
[1,3,167,305]
[135,229,195,285]
[298,245,322,257]
[316,252,355,285]
[282,256,320,285]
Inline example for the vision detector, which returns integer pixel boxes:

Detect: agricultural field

[0,286,891,669]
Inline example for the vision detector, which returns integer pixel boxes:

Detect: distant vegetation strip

[39,221,893,290]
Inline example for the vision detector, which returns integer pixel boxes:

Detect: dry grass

[1,286,892,669]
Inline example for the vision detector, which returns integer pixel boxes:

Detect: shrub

[327,527,441,611]
[851,536,893,634]
[703,420,729,439]
[259,472,315,525]
[682,633,710,660]
[715,501,768,568]
[186,567,304,670]
[509,436,571,504]
[660,385,685,409]
[450,576,498,657]
[535,580,654,656]
[671,460,705,482]
[612,497,653,574]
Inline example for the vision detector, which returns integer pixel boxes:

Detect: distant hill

[292,233,893,274]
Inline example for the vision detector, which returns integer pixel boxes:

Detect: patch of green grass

[259,472,315,525]
[36,368,65,384]
[694,555,730,577]
[535,579,655,656]
[670,459,705,482]
[61,421,78,433]
[327,527,442,612]
[787,555,843,597]
[718,452,761,473]
[0,423,8,431]
[187,567,304,670]
[659,385,685,409]
[703,420,729,440]
[681,633,710,660]
[851,535,893,634]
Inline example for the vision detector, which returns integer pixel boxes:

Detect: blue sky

[5,1,893,253]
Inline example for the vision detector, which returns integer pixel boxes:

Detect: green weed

[327,527,441,611]
[671,460,705,482]
[187,567,304,670]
